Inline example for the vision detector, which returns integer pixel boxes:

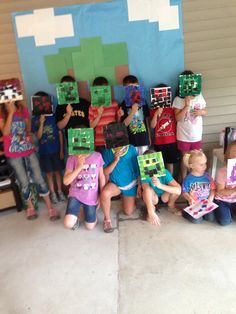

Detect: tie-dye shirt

[215,167,236,203]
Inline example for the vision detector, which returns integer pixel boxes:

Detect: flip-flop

[49,208,60,221]
[27,208,38,220]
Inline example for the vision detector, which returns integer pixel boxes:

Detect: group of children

[0,71,235,232]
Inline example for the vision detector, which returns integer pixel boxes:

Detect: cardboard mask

[31,95,53,116]
[124,85,145,107]
[103,123,129,148]
[150,87,172,109]
[0,78,23,104]
[179,73,202,97]
[137,152,165,180]
[56,82,79,105]
[68,128,94,155]
[90,85,111,107]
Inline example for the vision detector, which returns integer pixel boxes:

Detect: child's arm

[152,177,181,195]
[182,192,196,205]
[36,115,45,140]
[63,155,86,186]
[193,108,207,116]
[216,182,236,197]
[103,150,121,176]
[0,101,15,135]
[57,104,72,129]
[150,108,163,129]
[123,103,139,126]
[145,116,152,144]
[174,97,190,121]
[99,167,106,193]
[58,130,64,160]
[208,189,215,202]
[90,107,104,128]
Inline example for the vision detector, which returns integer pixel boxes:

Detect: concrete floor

[1,199,236,314]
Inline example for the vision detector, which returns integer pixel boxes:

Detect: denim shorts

[65,197,97,223]
[39,153,63,173]
[120,185,137,197]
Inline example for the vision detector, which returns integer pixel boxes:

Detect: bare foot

[147,212,161,226]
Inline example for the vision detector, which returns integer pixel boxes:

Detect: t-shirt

[120,101,150,147]
[150,107,177,145]
[182,172,215,202]
[215,167,236,203]
[89,100,118,147]
[55,99,90,138]
[66,152,104,205]
[0,107,34,158]
[141,169,174,196]
[32,115,60,155]
[102,144,139,188]
[172,94,206,142]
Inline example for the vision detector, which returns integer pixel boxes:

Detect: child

[173,70,207,181]
[214,141,236,226]
[101,144,140,233]
[0,100,60,221]
[141,150,181,226]
[55,75,90,140]
[182,150,215,223]
[63,135,105,230]
[89,76,122,152]
[120,75,151,155]
[31,91,66,204]
[150,83,180,175]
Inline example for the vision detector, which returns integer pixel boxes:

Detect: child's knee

[85,222,96,230]
[63,215,77,229]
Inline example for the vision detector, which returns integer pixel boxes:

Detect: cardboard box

[0,189,16,210]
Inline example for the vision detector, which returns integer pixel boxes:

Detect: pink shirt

[66,152,104,205]
[215,167,236,203]
[0,107,35,158]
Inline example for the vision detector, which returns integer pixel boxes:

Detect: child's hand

[147,212,161,226]
[98,106,104,116]
[66,104,73,116]
[192,109,203,117]
[152,176,161,189]
[131,103,139,115]
[77,155,86,167]
[188,196,196,205]
[5,100,16,114]
[114,149,122,162]
[39,115,45,125]
[155,107,163,117]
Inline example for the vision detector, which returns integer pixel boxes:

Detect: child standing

[182,150,215,223]
[0,100,60,221]
[63,151,105,230]
[89,77,122,152]
[31,91,66,204]
[214,141,236,226]
[101,144,140,233]
[150,84,180,175]
[141,150,181,226]
[173,70,207,181]
[120,75,151,155]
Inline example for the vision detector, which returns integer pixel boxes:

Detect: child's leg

[166,163,174,176]
[215,200,232,226]
[180,151,188,183]
[141,183,161,225]
[100,182,121,221]
[64,197,81,229]
[55,171,63,192]
[84,204,97,230]
[42,194,60,221]
[46,172,55,193]
[161,191,180,215]
[122,196,136,216]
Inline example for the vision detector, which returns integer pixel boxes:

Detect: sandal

[27,208,38,220]
[49,208,60,221]
[103,220,114,233]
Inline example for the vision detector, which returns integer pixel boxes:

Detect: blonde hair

[183,150,206,169]
[225,140,236,162]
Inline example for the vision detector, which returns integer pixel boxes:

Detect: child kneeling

[63,153,105,230]
[141,150,181,226]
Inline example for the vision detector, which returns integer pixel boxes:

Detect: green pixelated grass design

[137,152,165,181]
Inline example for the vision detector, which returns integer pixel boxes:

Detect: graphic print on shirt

[157,112,174,137]
[128,107,146,134]
[184,103,201,124]
[9,117,34,153]
[76,163,97,190]
[189,181,210,201]
[40,125,55,145]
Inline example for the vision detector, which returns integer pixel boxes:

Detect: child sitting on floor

[140,150,181,226]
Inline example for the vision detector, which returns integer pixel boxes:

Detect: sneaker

[103,220,114,233]
[58,191,66,202]
[50,192,58,204]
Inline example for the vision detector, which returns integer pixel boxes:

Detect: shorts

[135,146,149,155]
[40,153,64,173]
[177,140,202,152]
[154,143,180,164]
[120,185,137,197]
[65,197,97,223]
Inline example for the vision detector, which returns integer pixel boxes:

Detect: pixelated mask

[68,128,94,155]
[56,82,79,105]
[137,152,165,180]
[90,86,111,107]
[103,123,129,149]
[150,87,172,109]
[31,96,53,116]
[0,78,23,104]
[124,85,145,107]
[179,74,202,97]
